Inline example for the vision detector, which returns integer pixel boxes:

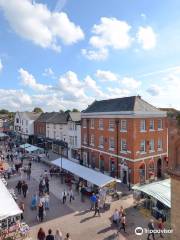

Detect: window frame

[120,120,127,132]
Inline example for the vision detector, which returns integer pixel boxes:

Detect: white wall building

[67,112,81,162]
[14,112,41,139]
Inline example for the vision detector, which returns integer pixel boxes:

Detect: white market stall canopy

[19,143,43,153]
[133,179,171,208]
[0,179,22,220]
[52,158,120,188]
[19,143,31,149]
[0,132,8,138]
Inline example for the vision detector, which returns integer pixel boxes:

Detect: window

[99,119,104,129]
[83,134,87,144]
[90,119,95,129]
[90,134,95,146]
[149,120,154,130]
[54,124,56,129]
[149,139,154,151]
[16,118,19,123]
[26,120,28,126]
[22,120,23,125]
[140,140,146,152]
[54,131,56,139]
[121,139,127,152]
[158,138,163,150]
[140,120,146,131]
[99,136,104,148]
[158,119,163,130]
[83,119,87,128]
[121,120,127,131]
[109,137,115,149]
[109,120,115,130]
[75,136,77,146]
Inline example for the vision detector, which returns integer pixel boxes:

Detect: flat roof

[133,179,171,208]
[52,158,120,187]
[0,179,22,220]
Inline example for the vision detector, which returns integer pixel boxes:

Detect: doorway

[157,158,162,178]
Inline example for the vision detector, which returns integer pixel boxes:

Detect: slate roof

[35,112,57,123]
[46,112,68,124]
[83,96,163,113]
[68,112,81,122]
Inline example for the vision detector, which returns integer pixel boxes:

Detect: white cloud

[107,87,131,98]
[43,67,56,78]
[146,84,162,96]
[96,70,118,82]
[0,0,84,51]
[58,71,87,99]
[19,68,51,91]
[137,26,156,50]
[140,13,147,19]
[81,48,108,61]
[121,77,141,89]
[82,17,132,60]
[0,89,32,110]
[84,75,104,96]
[0,59,3,72]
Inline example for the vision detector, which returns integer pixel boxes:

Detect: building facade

[81,96,168,185]
[67,112,81,162]
[14,112,41,140]
[45,112,68,157]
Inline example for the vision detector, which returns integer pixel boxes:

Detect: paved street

[6,157,171,240]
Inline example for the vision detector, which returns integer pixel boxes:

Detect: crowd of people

[37,228,71,240]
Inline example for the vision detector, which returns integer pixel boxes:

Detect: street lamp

[60,146,63,184]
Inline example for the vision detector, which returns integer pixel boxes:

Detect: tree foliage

[33,107,43,113]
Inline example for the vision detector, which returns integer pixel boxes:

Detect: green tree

[33,107,43,113]
[65,109,71,114]
[59,109,65,113]
[0,109,9,114]
[72,108,79,112]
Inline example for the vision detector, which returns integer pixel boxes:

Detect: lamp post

[60,145,63,184]
[128,168,131,191]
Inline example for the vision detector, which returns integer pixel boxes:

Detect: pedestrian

[31,194,38,210]
[119,206,124,218]
[38,203,44,222]
[157,218,164,238]
[16,180,22,194]
[45,178,49,194]
[90,193,97,210]
[46,229,54,240]
[54,229,63,240]
[68,188,74,203]
[62,189,67,204]
[119,213,126,233]
[94,197,101,217]
[19,201,25,220]
[26,166,31,180]
[37,227,46,240]
[112,209,120,226]
[44,193,50,210]
[64,233,71,240]
[22,181,28,198]
[147,219,155,240]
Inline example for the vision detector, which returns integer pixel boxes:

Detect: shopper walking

[22,181,28,198]
[37,228,46,240]
[46,229,54,240]
[157,218,164,238]
[64,233,71,240]
[16,180,22,194]
[147,219,155,240]
[54,229,63,240]
[94,197,101,217]
[119,213,126,233]
[69,188,74,203]
[62,189,67,204]
[90,193,97,210]
[38,203,44,222]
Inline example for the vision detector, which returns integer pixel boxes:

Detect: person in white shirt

[44,193,50,210]
[55,229,63,240]
[62,189,67,204]
[68,188,74,203]
[112,209,120,225]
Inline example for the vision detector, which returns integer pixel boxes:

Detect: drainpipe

[115,119,119,178]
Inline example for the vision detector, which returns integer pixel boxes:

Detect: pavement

[4,147,172,240]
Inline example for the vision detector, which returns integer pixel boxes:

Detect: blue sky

[0,0,180,111]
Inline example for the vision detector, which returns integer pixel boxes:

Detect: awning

[19,143,31,149]
[132,179,171,208]
[0,132,8,138]
[52,158,120,188]
[25,145,39,153]
[0,179,22,220]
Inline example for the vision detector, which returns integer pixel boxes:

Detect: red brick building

[81,96,168,185]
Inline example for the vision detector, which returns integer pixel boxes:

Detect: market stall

[132,179,171,222]
[52,157,121,203]
[0,179,23,238]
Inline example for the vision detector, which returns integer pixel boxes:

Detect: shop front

[52,140,68,158]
